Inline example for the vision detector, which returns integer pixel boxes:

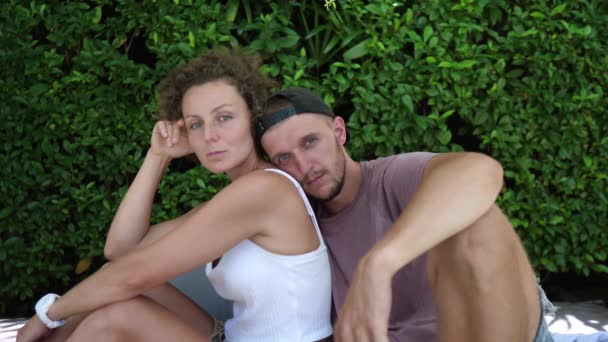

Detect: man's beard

[311,153,346,203]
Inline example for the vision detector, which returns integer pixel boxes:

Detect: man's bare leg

[427,205,540,342]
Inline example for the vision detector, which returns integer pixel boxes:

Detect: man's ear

[333,116,347,145]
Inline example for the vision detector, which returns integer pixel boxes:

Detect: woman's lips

[207,151,225,158]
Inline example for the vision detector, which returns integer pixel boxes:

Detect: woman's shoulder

[209,170,309,237]
[221,169,302,205]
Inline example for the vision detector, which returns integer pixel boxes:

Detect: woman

[17,50,332,342]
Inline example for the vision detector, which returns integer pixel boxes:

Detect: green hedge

[1,0,606,316]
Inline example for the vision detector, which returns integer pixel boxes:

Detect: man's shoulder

[363,152,436,172]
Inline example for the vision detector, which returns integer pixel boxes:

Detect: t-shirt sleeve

[383,152,436,215]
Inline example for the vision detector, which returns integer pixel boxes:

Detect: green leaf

[405,8,414,24]
[304,24,328,40]
[276,32,300,48]
[423,25,433,42]
[322,36,341,54]
[541,257,558,272]
[225,0,239,23]
[550,3,567,17]
[176,42,192,55]
[530,11,546,19]
[188,31,195,48]
[438,130,452,145]
[581,25,592,37]
[592,264,608,273]
[343,39,370,60]
[510,29,538,38]
[440,110,455,119]
[30,83,50,96]
[92,6,102,24]
[365,4,383,16]
[402,95,414,113]
[583,156,593,168]
[294,69,304,81]
[454,60,478,69]
[414,115,428,129]
[196,179,206,189]
[0,207,12,219]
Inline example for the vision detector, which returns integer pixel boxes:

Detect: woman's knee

[73,297,149,339]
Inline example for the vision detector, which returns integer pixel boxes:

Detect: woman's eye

[190,122,201,129]
[218,114,232,122]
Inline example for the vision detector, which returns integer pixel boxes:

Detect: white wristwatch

[35,293,66,329]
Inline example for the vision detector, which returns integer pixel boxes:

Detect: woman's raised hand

[149,120,193,159]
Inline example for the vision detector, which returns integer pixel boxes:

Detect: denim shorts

[534,287,554,342]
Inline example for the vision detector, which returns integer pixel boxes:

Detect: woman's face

[181,80,256,176]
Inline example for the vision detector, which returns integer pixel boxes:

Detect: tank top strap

[264,168,324,245]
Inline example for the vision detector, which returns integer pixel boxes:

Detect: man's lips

[306,174,324,186]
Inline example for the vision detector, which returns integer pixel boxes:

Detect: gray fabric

[169,267,232,321]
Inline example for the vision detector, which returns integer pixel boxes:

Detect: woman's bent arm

[47,171,292,321]
[104,151,171,260]
[105,121,193,260]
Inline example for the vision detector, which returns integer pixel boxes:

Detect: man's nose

[294,154,312,177]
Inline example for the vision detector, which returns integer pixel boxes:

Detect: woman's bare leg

[43,282,214,341]
[142,283,215,336]
[66,296,209,342]
[42,313,91,342]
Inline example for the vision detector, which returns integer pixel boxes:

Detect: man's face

[261,114,348,202]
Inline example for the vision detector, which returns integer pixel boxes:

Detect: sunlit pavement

[1,301,606,341]
[547,301,608,335]
[0,319,25,342]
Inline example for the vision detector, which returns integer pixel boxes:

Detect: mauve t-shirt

[317,152,438,342]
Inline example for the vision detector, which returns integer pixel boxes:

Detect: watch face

[41,294,53,305]
[36,293,57,310]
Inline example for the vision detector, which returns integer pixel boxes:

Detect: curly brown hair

[157,49,277,156]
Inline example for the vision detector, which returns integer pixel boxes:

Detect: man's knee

[428,205,519,285]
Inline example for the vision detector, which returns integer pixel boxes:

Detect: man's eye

[304,138,317,146]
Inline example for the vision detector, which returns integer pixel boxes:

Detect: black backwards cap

[256,87,335,139]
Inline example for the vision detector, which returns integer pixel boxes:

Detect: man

[255,87,552,342]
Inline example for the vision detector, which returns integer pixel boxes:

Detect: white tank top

[205,168,332,342]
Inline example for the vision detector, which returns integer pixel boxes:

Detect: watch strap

[35,293,66,329]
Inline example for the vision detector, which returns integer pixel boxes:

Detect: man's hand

[334,254,393,342]
[16,315,50,342]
